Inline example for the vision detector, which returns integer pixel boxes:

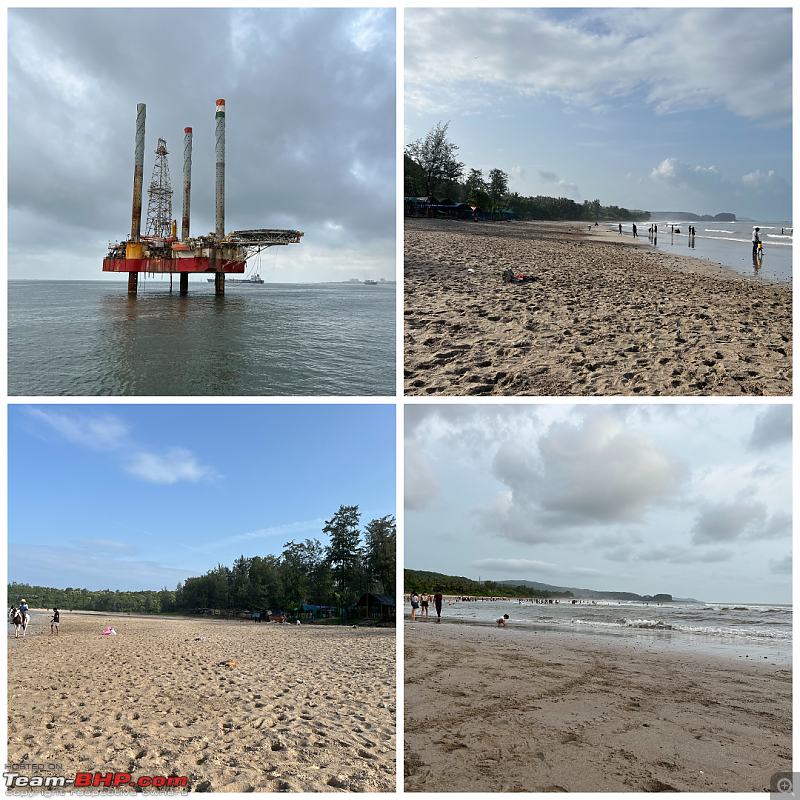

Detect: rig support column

[180,273,189,293]
[214,99,225,294]
[128,103,146,294]
[182,127,192,240]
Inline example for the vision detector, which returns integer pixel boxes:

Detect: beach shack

[353,593,396,620]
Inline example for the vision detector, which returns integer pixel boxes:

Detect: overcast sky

[9,404,395,592]
[406,8,791,221]
[405,404,792,605]
[9,8,395,282]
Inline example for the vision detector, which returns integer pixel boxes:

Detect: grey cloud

[473,558,562,576]
[768,554,791,575]
[9,8,395,279]
[404,440,440,510]
[747,405,792,451]
[690,501,791,544]
[539,170,559,182]
[603,545,637,563]
[638,545,734,564]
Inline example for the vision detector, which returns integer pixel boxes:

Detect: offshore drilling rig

[103,100,304,295]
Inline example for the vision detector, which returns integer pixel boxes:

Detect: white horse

[9,608,25,638]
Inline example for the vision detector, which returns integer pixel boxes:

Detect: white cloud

[405,8,791,128]
[650,158,722,191]
[8,543,192,592]
[25,407,128,450]
[72,538,142,557]
[211,519,325,550]
[125,448,218,484]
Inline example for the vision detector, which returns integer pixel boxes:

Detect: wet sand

[404,622,791,793]
[404,219,792,395]
[8,611,396,792]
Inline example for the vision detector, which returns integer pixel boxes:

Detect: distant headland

[650,211,736,222]
[404,569,685,603]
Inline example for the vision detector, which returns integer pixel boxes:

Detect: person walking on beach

[632,223,637,239]
[618,223,622,235]
[752,227,762,256]
[50,608,59,636]
[410,591,420,621]
[434,589,443,621]
[420,591,430,620]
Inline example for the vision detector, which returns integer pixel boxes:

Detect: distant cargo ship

[364,279,378,285]
[207,273,264,284]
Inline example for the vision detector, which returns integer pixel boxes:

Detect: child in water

[496,614,509,627]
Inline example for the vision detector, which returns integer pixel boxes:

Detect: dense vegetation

[404,569,568,599]
[9,506,395,616]
[405,121,650,222]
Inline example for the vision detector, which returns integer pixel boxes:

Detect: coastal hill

[405,569,676,603]
[499,578,674,603]
[650,211,736,222]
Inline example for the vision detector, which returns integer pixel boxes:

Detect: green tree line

[8,506,395,616]
[404,569,570,599]
[405,121,650,222]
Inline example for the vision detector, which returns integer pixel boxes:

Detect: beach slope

[404,219,791,396]
[404,623,791,792]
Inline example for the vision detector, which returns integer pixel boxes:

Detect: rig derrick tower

[144,138,173,238]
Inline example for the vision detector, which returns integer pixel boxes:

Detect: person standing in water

[752,227,762,256]
[434,589,443,621]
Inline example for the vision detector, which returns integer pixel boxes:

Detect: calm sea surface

[9,280,396,396]
[405,598,792,664]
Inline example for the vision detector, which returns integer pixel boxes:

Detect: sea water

[9,280,395,396]
[613,219,792,285]
[406,598,792,664]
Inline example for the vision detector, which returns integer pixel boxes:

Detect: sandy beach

[404,622,791,792]
[404,219,792,395]
[8,611,396,792]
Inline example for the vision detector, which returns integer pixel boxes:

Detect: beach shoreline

[8,611,396,792]
[404,622,791,792]
[404,218,792,396]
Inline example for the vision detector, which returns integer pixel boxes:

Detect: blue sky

[9,404,396,592]
[406,8,791,221]
[405,405,792,605]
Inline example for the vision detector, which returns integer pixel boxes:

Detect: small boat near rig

[103,99,303,295]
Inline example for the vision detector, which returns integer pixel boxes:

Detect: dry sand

[8,611,396,792]
[404,219,792,395]
[404,623,791,792]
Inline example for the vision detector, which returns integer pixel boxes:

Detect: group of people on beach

[409,590,444,621]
